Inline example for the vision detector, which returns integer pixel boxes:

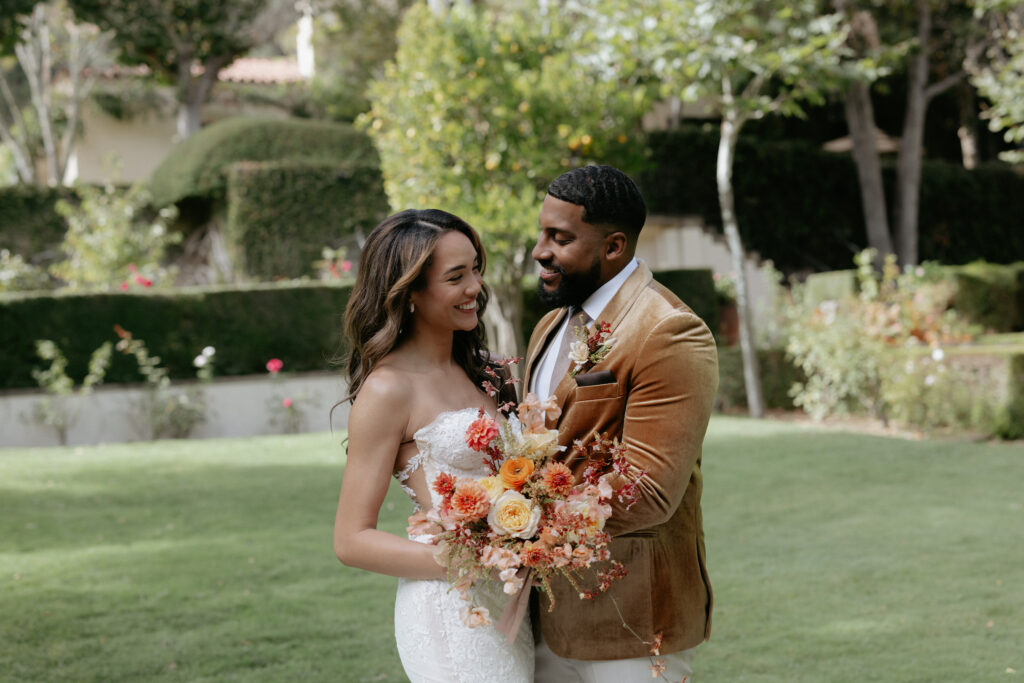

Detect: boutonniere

[568,317,616,377]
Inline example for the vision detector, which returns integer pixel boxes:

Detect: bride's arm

[332,373,447,580]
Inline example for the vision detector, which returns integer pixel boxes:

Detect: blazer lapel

[524,307,569,396]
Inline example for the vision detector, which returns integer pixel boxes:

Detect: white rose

[568,340,590,367]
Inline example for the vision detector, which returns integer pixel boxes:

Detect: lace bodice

[394,408,490,511]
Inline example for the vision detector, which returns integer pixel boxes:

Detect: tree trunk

[844,79,893,266]
[895,0,931,267]
[483,249,528,372]
[717,108,764,418]
[175,55,227,139]
[956,81,978,170]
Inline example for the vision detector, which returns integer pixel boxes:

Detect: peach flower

[499,457,534,490]
[449,479,490,522]
[478,475,507,503]
[540,462,575,497]
[460,605,491,628]
[518,540,551,568]
[480,545,521,570]
[488,490,542,539]
[465,414,499,451]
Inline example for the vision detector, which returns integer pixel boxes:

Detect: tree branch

[925,70,966,102]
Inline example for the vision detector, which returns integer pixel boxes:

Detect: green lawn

[1,418,1021,682]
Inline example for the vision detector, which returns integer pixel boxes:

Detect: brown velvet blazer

[524,262,719,661]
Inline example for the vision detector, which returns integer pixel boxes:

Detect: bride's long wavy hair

[340,209,491,403]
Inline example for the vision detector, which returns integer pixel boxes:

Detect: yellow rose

[478,475,507,503]
[488,490,542,539]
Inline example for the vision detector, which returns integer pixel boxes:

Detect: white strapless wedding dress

[392,408,534,683]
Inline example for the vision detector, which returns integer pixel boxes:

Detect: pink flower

[134,274,152,287]
[465,414,499,452]
[282,398,293,408]
[550,543,573,568]
[340,260,352,273]
[406,511,442,538]
[480,545,521,570]
[120,282,129,291]
[266,358,283,373]
[128,263,138,273]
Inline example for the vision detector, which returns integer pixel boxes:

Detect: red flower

[341,260,352,273]
[465,414,499,451]
[134,274,152,287]
[120,282,129,291]
[433,472,457,500]
[266,358,283,373]
[282,398,293,408]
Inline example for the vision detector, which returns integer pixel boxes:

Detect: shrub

[50,182,180,290]
[716,348,801,412]
[642,126,1024,272]
[0,185,71,266]
[1,281,352,390]
[224,160,387,280]
[946,261,1024,332]
[148,117,379,207]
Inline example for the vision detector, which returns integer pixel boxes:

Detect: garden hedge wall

[225,160,388,280]
[2,268,716,391]
[0,281,352,390]
[148,117,379,207]
[641,126,1024,273]
[0,185,72,265]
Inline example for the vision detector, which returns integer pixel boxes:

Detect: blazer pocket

[573,380,620,402]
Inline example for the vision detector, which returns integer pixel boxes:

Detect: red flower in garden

[120,282,129,291]
[266,358,283,373]
[340,260,352,273]
[282,398,293,408]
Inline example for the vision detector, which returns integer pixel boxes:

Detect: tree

[67,0,297,138]
[604,0,848,418]
[967,0,1024,163]
[363,1,646,359]
[309,0,416,121]
[837,1,981,266]
[0,1,111,185]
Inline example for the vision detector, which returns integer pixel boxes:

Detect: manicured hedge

[0,281,352,390]
[225,160,388,280]
[148,117,379,207]
[3,267,715,391]
[641,126,1024,272]
[0,185,72,265]
[934,342,1024,439]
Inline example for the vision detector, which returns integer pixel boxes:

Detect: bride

[332,209,533,682]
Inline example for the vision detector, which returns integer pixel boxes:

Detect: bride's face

[409,230,483,333]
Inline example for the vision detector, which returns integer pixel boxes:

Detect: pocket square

[575,369,615,387]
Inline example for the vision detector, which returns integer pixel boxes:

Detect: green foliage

[112,325,207,439]
[0,248,52,291]
[147,117,378,207]
[224,159,387,280]
[643,126,1024,272]
[946,261,1024,332]
[716,347,801,412]
[309,0,416,121]
[50,181,180,290]
[968,0,1024,163]
[29,337,112,444]
[781,250,1024,436]
[362,1,648,354]
[0,280,352,390]
[0,184,71,266]
[0,0,38,53]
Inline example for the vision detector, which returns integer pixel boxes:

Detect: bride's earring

[409,302,415,314]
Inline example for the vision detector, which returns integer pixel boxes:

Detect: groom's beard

[535,256,602,309]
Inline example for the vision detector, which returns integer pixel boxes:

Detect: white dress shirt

[531,257,638,399]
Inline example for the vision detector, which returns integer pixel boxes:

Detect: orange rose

[499,457,534,490]
[449,479,490,522]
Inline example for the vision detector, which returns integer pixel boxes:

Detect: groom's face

[532,195,606,309]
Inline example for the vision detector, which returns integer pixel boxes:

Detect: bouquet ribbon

[496,567,533,645]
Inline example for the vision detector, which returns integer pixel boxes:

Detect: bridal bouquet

[407,391,645,631]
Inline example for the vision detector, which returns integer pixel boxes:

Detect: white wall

[1,372,349,449]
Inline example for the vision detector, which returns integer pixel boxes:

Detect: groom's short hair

[546,165,646,239]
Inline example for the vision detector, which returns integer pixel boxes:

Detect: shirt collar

[580,257,638,322]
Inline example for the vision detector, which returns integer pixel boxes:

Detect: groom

[525,165,719,681]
